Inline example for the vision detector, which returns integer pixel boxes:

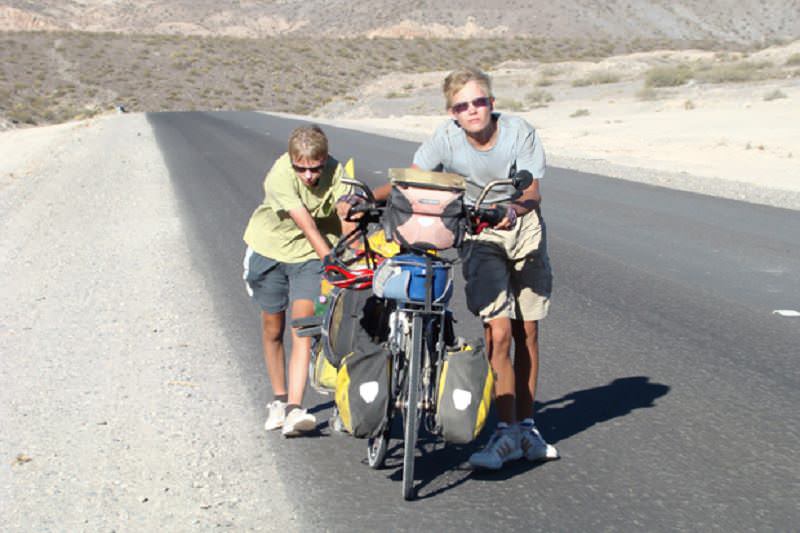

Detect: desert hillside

[2,0,799,42]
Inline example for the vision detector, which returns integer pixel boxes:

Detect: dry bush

[496,98,525,111]
[763,89,787,101]
[695,60,779,83]
[525,89,554,107]
[572,71,621,87]
[645,65,693,87]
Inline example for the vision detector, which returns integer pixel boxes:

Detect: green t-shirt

[243,153,351,262]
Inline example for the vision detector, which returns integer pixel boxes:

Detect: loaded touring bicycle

[294,167,533,500]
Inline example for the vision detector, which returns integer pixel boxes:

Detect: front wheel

[402,315,423,500]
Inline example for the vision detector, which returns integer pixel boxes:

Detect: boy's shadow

[534,375,670,445]
[406,375,670,496]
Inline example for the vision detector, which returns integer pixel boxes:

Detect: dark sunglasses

[292,162,325,173]
[451,96,492,114]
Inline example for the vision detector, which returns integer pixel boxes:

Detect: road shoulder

[0,114,297,531]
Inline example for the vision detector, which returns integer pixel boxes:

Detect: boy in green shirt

[243,125,355,437]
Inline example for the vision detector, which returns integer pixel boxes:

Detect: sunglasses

[292,162,325,173]
[450,96,492,114]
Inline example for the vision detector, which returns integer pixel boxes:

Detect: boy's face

[448,80,494,134]
[292,156,327,188]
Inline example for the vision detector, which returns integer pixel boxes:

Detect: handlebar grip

[346,202,383,223]
[345,201,371,221]
[347,202,373,215]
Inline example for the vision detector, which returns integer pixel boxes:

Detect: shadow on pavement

[535,375,670,446]
[409,375,670,496]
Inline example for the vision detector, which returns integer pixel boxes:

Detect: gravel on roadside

[0,114,297,532]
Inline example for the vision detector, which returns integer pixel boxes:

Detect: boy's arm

[372,182,392,202]
[288,207,332,259]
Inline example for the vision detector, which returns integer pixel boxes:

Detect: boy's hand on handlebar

[493,205,517,230]
[336,194,366,220]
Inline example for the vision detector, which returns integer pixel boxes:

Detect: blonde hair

[288,125,328,161]
[443,67,493,109]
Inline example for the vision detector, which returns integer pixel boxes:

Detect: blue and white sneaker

[519,419,558,461]
[468,423,523,470]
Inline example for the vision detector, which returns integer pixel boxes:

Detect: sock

[286,403,301,415]
[273,394,288,403]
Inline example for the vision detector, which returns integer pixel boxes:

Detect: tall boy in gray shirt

[413,67,558,470]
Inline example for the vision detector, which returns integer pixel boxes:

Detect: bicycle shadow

[403,375,670,497]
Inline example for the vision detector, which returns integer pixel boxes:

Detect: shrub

[645,65,692,87]
[636,87,659,101]
[541,66,561,77]
[496,98,525,112]
[570,108,590,117]
[696,61,777,83]
[785,53,800,66]
[763,89,787,101]
[525,89,554,107]
[572,70,621,87]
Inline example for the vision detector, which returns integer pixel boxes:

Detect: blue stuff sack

[372,254,452,303]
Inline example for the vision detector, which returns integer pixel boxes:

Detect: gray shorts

[243,247,322,314]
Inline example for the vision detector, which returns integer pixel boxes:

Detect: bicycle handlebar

[345,200,385,223]
[342,177,375,203]
[330,169,532,260]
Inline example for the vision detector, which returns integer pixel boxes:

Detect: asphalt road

[147,111,799,531]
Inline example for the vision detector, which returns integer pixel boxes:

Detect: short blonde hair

[288,125,328,161]
[443,67,493,109]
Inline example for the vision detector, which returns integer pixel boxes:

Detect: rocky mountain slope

[2,0,799,43]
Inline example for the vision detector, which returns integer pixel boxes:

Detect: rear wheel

[402,315,423,500]
[367,430,389,469]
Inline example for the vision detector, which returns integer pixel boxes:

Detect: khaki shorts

[459,209,552,322]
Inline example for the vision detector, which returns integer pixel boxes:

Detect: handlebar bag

[436,339,494,444]
[384,168,466,250]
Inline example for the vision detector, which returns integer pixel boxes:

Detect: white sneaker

[519,419,559,461]
[264,400,286,431]
[281,408,317,437]
[468,424,523,470]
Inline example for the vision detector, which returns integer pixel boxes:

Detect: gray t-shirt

[412,113,546,206]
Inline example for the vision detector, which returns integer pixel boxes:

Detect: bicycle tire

[367,428,389,469]
[402,314,424,500]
